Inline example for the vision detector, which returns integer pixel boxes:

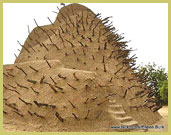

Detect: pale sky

[3,3,168,70]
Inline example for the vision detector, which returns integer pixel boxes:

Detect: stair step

[109,105,124,111]
[113,111,126,116]
[109,99,116,105]
[116,116,133,123]
[121,120,138,126]
[108,102,139,131]
[108,110,126,115]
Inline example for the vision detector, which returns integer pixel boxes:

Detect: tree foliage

[137,63,168,105]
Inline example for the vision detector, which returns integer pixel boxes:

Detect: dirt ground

[143,106,168,132]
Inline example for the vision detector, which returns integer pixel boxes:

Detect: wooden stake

[92,55,95,60]
[104,64,107,72]
[49,84,57,93]
[18,97,32,105]
[3,73,8,77]
[58,29,64,43]
[109,77,113,83]
[58,74,66,79]
[88,37,92,42]
[123,89,128,98]
[45,60,51,68]
[114,66,123,75]
[67,83,77,90]
[15,66,27,76]
[104,42,107,50]
[42,43,49,51]
[84,110,90,119]
[72,113,79,119]
[84,98,89,104]
[3,84,7,89]
[73,72,79,81]
[17,40,30,53]
[7,72,15,77]
[68,100,76,108]
[27,79,37,84]
[30,87,39,95]
[65,39,74,47]
[50,29,57,36]
[73,49,76,54]
[16,82,29,89]
[29,66,38,72]
[97,99,109,106]
[86,9,89,25]
[8,84,16,89]
[14,53,17,59]
[7,88,20,95]
[28,110,33,116]
[50,76,56,85]
[92,97,98,101]
[102,56,105,63]
[40,76,45,84]
[47,17,54,25]
[34,112,45,119]
[95,111,102,119]
[5,103,19,111]
[54,85,63,90]
[36,40,42,47]
[55,112,64,122]
[60,26,64,33]
[13,111,24,117]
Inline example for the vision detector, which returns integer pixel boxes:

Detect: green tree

[137,63,168,105]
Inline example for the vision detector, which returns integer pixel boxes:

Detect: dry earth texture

[3,3,162,132]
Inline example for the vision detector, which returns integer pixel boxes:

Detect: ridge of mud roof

[54,3,95,24]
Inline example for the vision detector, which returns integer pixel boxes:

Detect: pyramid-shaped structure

[3,3,162,131]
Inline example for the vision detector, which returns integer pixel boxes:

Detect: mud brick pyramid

[3,3,162,132]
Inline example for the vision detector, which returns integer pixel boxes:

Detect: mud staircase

[108,99,139,131]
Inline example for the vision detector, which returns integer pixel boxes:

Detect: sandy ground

[3,106,168,132]
[147,106,168,132]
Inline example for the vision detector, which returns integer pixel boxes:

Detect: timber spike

[47,17,54,25]
[34,112,45,119]
[49,84,58,93]
[50,76,57,85]
[40,76,45,84]
[45,60,51,68]
[97,99,109,106]
[30,87,39,95]
[95,111,102,119]
[55,112,64,122]
[65,39,75,47]
[68,100,76,108]
[29,66,38,72]
[15,66,27,76]
[16,82,29,89]
[58,74,66,79]
[13,111,24,117]
[84,110,90,119]
[72,113,79,120]
[17,40,30,53]
[73,72,79,81]
[7,72,15,77]
[18,97,32,105]
[67,83,77,90]
[84,98,89,104]
[27,79,37,84]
